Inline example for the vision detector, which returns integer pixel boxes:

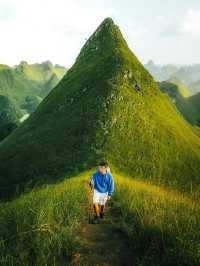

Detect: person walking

[89,161,114,224]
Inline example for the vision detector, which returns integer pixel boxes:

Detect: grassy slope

[193,126,200,138]
[0,62,66,110]
[0,170,89,266]
[0,63,66,141]
[159,81,200,126]
[186,92,200,125]
[112,169,200,266]
[0,95,23,141]
[0,18,200,199]
[0,64,37,107]
[98,38,200,192]
[0,169,199,266]
[0,18,126,195]
[167,76,190,97]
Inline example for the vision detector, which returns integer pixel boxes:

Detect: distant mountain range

[0,61,67,140]
[145,60,200,127]
[145,60,200,95]
[158,81,200,126]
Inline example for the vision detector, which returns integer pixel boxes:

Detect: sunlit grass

[0,170,92,266]
[0,168,199,265]
[112,170,200,266]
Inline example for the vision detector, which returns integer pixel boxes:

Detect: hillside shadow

[0,165,95,202]
[111,204,198,266]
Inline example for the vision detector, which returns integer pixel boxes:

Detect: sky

[0,0,200,68]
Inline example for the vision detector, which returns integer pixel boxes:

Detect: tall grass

[0,170,91,266]
[1,168,199,266]
[112,171,200,266]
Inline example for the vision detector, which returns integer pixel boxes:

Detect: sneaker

[92,215,100,224]
[99,212,104,219]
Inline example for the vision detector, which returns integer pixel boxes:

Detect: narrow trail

[69,189,134,266]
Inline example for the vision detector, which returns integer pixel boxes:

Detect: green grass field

[0,171,89,266]
[112,170,200,266]
[1,168,199,266]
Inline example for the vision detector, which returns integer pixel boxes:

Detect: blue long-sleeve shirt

[90,170,114,196]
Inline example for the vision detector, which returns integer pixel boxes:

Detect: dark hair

[99,160,108,167]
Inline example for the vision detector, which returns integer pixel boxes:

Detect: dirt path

[69,194,134,266]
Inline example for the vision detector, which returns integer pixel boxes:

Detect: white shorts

[93,189,108,205]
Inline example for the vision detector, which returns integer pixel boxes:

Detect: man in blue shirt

[89,161,114,224]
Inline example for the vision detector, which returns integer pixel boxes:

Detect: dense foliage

[1,168,199,265]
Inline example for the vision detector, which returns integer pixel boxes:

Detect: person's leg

[100,204,104,213]
[99,192,108,218]
[99,204,105,219]
[93,203,100,217]
[92,189,100,223]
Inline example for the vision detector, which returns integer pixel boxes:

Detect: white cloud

[0,0,16,21]
[0,1,200,66]
[182,9,200,38]
[0,0,116,67]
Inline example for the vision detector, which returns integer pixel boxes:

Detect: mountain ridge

[145,60,200,95]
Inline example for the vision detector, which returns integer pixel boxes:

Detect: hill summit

[0,17,200,198]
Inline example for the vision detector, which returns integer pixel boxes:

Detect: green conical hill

[0,18,200,198]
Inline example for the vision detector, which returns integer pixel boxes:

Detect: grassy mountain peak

[0,18,200,199]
